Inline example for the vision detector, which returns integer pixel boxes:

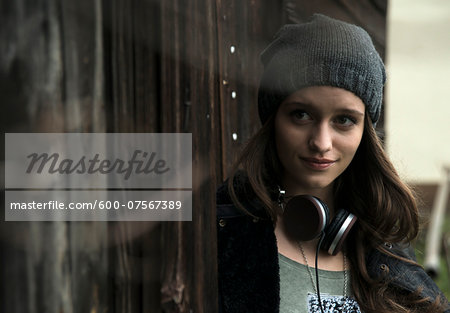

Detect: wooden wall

[0,0,386,312]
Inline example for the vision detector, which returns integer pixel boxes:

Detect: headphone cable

[315,233,326,313]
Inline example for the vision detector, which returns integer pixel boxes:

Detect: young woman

[216,14,449,313]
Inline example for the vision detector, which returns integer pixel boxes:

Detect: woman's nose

[308,123,332,153]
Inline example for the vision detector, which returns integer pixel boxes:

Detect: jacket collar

[216,171,270,219]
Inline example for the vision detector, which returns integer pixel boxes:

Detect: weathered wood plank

[158,0,189,312]
[186,0,221,310]
[1,1,109,313]
[159,0,222,311]
[216,0,283,177]
[103,0,163,312]
[132,0,160,133]
[159,0,184,133]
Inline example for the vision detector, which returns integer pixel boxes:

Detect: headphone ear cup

[283,195,329,241]
[321,209,357,256]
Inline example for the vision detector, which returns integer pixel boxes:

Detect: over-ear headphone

[281,194,357,255]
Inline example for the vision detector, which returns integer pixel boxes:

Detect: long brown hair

[228,113,446,312]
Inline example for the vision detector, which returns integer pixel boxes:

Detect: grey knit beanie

[258,14,386,125]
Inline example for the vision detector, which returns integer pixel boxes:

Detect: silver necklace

[298,242,348,297]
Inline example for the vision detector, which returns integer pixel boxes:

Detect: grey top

[278,253,362,313]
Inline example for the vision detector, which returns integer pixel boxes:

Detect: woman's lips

[301,157,336,170]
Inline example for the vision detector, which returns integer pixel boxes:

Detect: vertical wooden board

[102,0,114,132]
[159,0,189,312]
[132,0,160,133]
[159,0,185,133]
[111,221,146,313]
[60,0,104,132]
[216,0,241,175]
[160,221,191,312]
[185,0,221,310]
[104,0,160,133]
[109,223,162,313]
[108,0,135,132]
[36,222,72,313]
[68,222,110,313]
[132,0,163,310]
[216,0,284,178]
[0,0,65,132]
[103,2,153,310]
[104,0,160,132]
[104,0,170,311]
[1,222,72,313]
[142,222,163,313]
[1,1,67,313]
[1,222,37,313]
[159,0,222,311]
[58,1,111,312]
[92,0,106,132]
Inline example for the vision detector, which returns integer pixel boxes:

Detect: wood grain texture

[216,0,284,178]
[159,0,221,311]
[1,1,109,313]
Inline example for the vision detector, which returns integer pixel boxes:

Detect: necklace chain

[298,242,348,297]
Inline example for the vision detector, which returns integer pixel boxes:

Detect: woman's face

[274,86,365,195]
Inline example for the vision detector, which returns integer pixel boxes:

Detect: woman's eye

[290,110,310,121]
[335,116,357,127]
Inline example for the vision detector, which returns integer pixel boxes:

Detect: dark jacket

[216,180,450,313]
